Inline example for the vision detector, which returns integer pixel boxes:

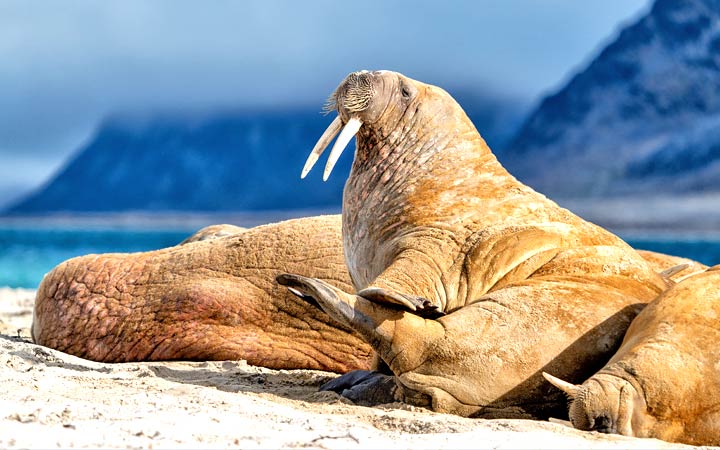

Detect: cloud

[0,0,650,204]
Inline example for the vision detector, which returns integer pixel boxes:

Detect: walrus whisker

[323,117,363,181]
[322,95,338,115]
[301,115,343,179]
[324,72,374,115]
[343,78,374,112]
[343,87,373,112]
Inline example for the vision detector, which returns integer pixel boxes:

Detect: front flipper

[320,370,397,406]
[277,273,369,340]
[276,273,440,374]
[358,287,445,319]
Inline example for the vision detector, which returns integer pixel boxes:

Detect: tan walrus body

[279,70,672,419]
[544,266,720,446]
[32,215,372,373]
[32,213,698,375]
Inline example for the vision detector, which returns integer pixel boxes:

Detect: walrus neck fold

[341,103,511,308]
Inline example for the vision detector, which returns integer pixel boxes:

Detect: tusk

[543,372,580,398]
[301,116,343,179]
[659,263,689,279]
[323,117,363,181]
[548,417,573,427]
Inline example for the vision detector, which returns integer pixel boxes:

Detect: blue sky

[0,0,649,208]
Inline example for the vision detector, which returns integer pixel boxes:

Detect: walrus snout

[331,70,403,122]
[333,70,376,115]
[300,70,377,181]
[301,69,406,181]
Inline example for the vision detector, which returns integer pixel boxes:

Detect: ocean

[2,221,720,289]
[0,226,192,289]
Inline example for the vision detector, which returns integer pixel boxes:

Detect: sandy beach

[0,287,708,449]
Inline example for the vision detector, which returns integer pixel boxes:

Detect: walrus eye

[401,85,411,99]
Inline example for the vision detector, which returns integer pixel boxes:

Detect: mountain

[6,93,523,214]
[7,110,349,213]
[501,0,720,198]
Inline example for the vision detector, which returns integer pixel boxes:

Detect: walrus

[179,223,246,244]
[632,250,706,282]
[31,215,372,373]
[278,70,672,419]
[32,213,700,375]
[543,265,720,446]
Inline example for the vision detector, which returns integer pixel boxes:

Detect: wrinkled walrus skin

[32,215,373,373]
[280,70,674,419]
[32,215,698,373]
[544,266,720,446]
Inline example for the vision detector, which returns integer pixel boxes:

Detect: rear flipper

[276,273,433,356]
[277,273,437,406]
[321,370,398,406]
[277,273,365,337]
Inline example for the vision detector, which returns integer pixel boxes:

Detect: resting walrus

[32,214,699,375]
[279,70,671,419]
[543,265,720,446]
[32,215,372,373]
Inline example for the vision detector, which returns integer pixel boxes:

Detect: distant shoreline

[558,193,720,238]
[0,208,341,231]
[2,194,720,236]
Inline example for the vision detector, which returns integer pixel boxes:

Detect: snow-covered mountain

[6,92,521,214]
[501,0,720,198]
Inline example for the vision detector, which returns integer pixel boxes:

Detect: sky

[0,0,650,209]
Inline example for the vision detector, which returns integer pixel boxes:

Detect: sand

[0,288,707,449]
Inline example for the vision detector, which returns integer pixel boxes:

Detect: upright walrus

[32,215,697,372]
[279,70,669,419]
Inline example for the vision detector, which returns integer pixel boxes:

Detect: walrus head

[301,70,461,181]
[542,372,653,437]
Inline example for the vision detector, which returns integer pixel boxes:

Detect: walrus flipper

[277,274,364,334]
[320,370,397,406]
[278,272,436,406]
[277,273,434,369]
[277,273,397,351]
[357,287,445,319]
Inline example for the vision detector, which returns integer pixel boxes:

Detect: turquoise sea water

[1,225,720,289]
[0,226,193,288]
